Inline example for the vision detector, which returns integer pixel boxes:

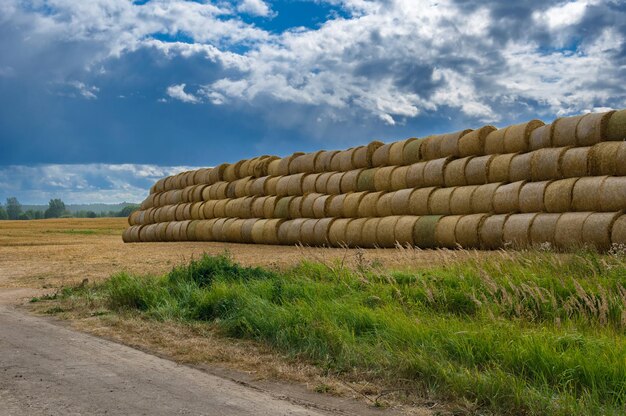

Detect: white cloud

[237,0,272,17]
[166,83,199,103]
[68,81,99,99]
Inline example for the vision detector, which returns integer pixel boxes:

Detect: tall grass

[73,251,626,415]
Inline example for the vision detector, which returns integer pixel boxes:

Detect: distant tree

[25,209,44,220]
[118,204,140,218]
[6,197,22,220]
[86,211,97,218]
[0,205,8,220]
[18,212,30,220]
[45,198,66,219]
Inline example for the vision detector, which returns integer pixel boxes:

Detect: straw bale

[376,192,395,217]
[223,161,244,182]
[122,227,133,243]
[340,169,363,193]
[444,157,472,187]
[503,213,538,248]
[301,193,324,218]
[152,207,164,223]
[360,218,382,248]
[208,163,228,184]
[287,173,306,196]
[156,222,171,242]
[251,219,267,244]
[280,153,304,176]
[327,193,347,217]
[607,109,626,140]
[256,156,278,178]
[554,212,592,249]
[263,196,279,219]
[175,204,186,221]
[315,150,339,173]
[313,218,336,246]
[239,160,253,178]
[374,166,397,191]
[357,168,378,191]
[262,219,285,245]
[389,139,414,165]
[391,189,414,215]
[456,214,488,248]
[408,187,437,215]
[440,130,472,158]
[277,220,294,244]
[413,215,442,248]
[181,186,194,203]
[372,143,393,167]
[194,168,211,185]
[315,172,334,193]
[214,182,229,200]
[210,218,228,241]
[191,185,206,202]
[394,216,419,246]
[495,181,525,214]
[239,197,255,218]
[326,172,345,195]
[213,199,229,218]
[358,192,384,217]
[163,176,175,192]
[611,215,626,245]
[302,173,319,194]
[572,176,607,212]
[420,136,440,161]
[487,153,516,183]
[423,157,450,187]
[389,166,409,191]
[504,120,545,153]
[129,210,141,226]
[582,212,621,250]
[560,147,590,178]
[328,218,353,246]
[299,219,319,245]
[225,182,237,199]
[263,177,278,196]
[274,196,293,218]
[465,155,494,185]
[590,142,622,176]
[329,150,344,171]
[165,205,177,222]
[618,144,626,176]
[171,174,184,190]
[250,197,266,218]
[545,178,578,213]
[312,195,333,218]
[276,176,291,196]
[529,213,561,246]
[288,196,303,219]
[406,162,426,188]
[402,139,423,165]
[599,177,626,212]
[484,127,507,155]
[509,153,533,182]
[346,218,368,247]
[531,147,567,181]
[576,111,614,146]
[376,216,402,248]
[343,192,367,218]
[290,151,321,174]
[267,159,282,176]
[435,215,462,248]
[458,126,496,157]
[235,177,253,198]
[183,204,193,221]
[340,148,358,172]
[154,178,166,193]
[552,115,584,147]
[285,218,307,245]
[224,219,245,242]
[519,181,551,213]
[428,187,455,215]
[250,176,268,196]
[450,186,478,215]
[166,222,181,242]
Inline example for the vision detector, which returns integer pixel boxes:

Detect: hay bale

[389,166,409,191]
[572,176,607,212]
[582,212,621,250]
[346,218,368,247]
[394,216,419,246]
[531,147,568,181]
[263,196,280,219]
[420,136,440,161]
[545,178,578,213]
[329,150,344,172]
[282,153,304,176]
[413,215,443,248]
[389,139,415,165]
[285,218,307,245]
[251,219,267,244]
[327,193,347,217]
[465,155,494,185]
[302,173,320,194]
[376,216,402,248]
[301,193,324,218]
[211,218,229,241]
[315,172,334,193]
[129,210,141,226]
[374,166,397,191]
[406,162,426,188]
[360,218,382,248]
[530,213,562,246]
[343,191,367,218]
[503,213,538,248]
[552,115,584,147]
[590,142,623,176]
[484,127,507,155]
[554,212,592,249]
[277,220,291,244]
[183,204,193,221]
[435,215,462,248]
[165,205,177,222]
[561,147,590,178]
[372,143,393,166]
[402,139,423,165]
[376,192,395,217]
[357,168,378,191]
[326,172,345,194]
[487,153,516,183]
[250,197,266,218]
[263,176,279,196]
[576,111,614,146]
[156,222,171,242]
[191,185,206,202]
[175,204,187,221]
[181,186,194,203]
[167,222,182,242]
[439,130,473,158]
[456,214,489,249]
[208,163,228,184]
[528,124,554,151]
[287,173,306,196]
[504,119,545,153]
[509,152,533,182]
[423,157,450,187]
[214,182,229,200]
[599,177,626,212]
[458,126,497,157]
[450,186,478,215]
[340,169,363,193]
[275,176,291,196]
[154,178,166,193]
[607,109,626,140]
[444,157,472,187]
[340,148,358,172]
[315,150,339,173]
[223,161,244,182]
[611,215,626,245]
[256,156,278,178]
[290,151,321,174]
[225,182,237,199]
[239,160,253,178]
[312,194,333,218]
[262,219,285,245]
[493,181,525,214]
[391,189,414,215]
[328,218,353,247]
[236,177,253,198]
[358,192,384,217]
[313,218,336,246]
[267,159,283,176]
[519,181,551,213]
[241,218,257,243]
[250,176,268,196]
[288,196,303,219]
[409,187,437,215]
[274,196,293,218]
[428,187,455,215]
[214,199,229,218]
[354,141,383,168]
[225,219,245,242]
[122,227,133,243]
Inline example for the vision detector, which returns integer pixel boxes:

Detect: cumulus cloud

[166,83,200,103]
[237,0,272,17]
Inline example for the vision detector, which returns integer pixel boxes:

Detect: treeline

[0,197,139,220]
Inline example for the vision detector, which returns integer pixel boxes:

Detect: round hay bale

[391,189,414,215]
[263,196,280,219]
[561,147,590,178]
[419,136,439,161]
[251,156,273,178]
[235,177,253,198]
[374,166,397,191]
[487,153,516,183]
[156,222,171,242]
[241,218,258,243]
[282,153,304,176]
[165,205,177,222]
[290,151,321,174]
[326,172,345,195]
[250,197,266,218]
[423,157,450,187]
[493,181,525,214]
[315,172,334,194]
[208,163,228,184]
[301,173,319,194]
[509,152,533,182]
[465,155,494,185]
[327,193,347,218]
[402,139,423,165]
[531,147,568,181]
[301,193,323,218]
[224,219,245,243]
[339,148,358,172]
[456,214,488,249]
[275,176,291,196]
[599,177,626,212]
[265,176,280,196]
[313,218,336,246]
[376,216,402,248]
[239,160,254,178]
[409,187,437,215]
[249,176,268,196]
[211,218,229,241]
[182,203,193,220]
[413,215,443,248]
[153,178,167,193]
[191,185,206,202]
[122,227,133,243]
[267,159,282,176]
[188,203,203,221]
[358,192,383,217]
[428,187,455,215]
[607,109,626,140]
[389,165,409,191]
[545,178,579,213]
[128,210,141,226]
[345,218,368,247]
[503,213,538,248]
[288,196,303,219]
[572,176,607,212]
[343,192,367,218]
[389,139,414,165]
[312,195,332,218]
[251,219,268,244]
[440,130,473,159]
[450,186,478,215]
[340,169,363,193]
[611,215,626,245]
[406,162,426,188]
[359,218,382,248]
[226,181,237,199]
[552,115,585,147]
[528,124,554,151]
[287,173,306,196]
[484,127,507,155]
[519,181,551,213]
[470,182,501,214]
[315,150,339,173]
[274,196,293,218]
[214,182,229,200]
[530,213,562,246]
[376,192,394,217]
[223,161,244,182]
[328,218,353,247]
[214,199,230,218]
[554,212,592,249]
[285,218,307,245]
[139,225,151,242]
[590,142,623,176]
[435,215,462,248]
[582,212,621,250]
[394,216,420,246]
[181,186,194,203]
[357,168,377,191]
[458,126,497,157]
[504,120,545,153]
[329,150,344,172]
[372,143,393,167]
[299,219,319,246]
[576,111,614,146]
[444,157,472,187]
[262,219,285,245]
[354,141,383,168]
[163,176,175,192]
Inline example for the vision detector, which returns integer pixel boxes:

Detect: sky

[0,0,625,204]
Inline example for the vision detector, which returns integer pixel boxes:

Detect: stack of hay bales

[124,109,626,250]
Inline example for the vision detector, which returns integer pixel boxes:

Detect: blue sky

[1,0,625,204]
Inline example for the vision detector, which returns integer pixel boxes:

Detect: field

[3,218,626,415]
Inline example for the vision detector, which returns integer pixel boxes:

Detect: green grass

[62,251,626,415]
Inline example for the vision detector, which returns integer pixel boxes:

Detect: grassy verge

[45,250,626,415]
